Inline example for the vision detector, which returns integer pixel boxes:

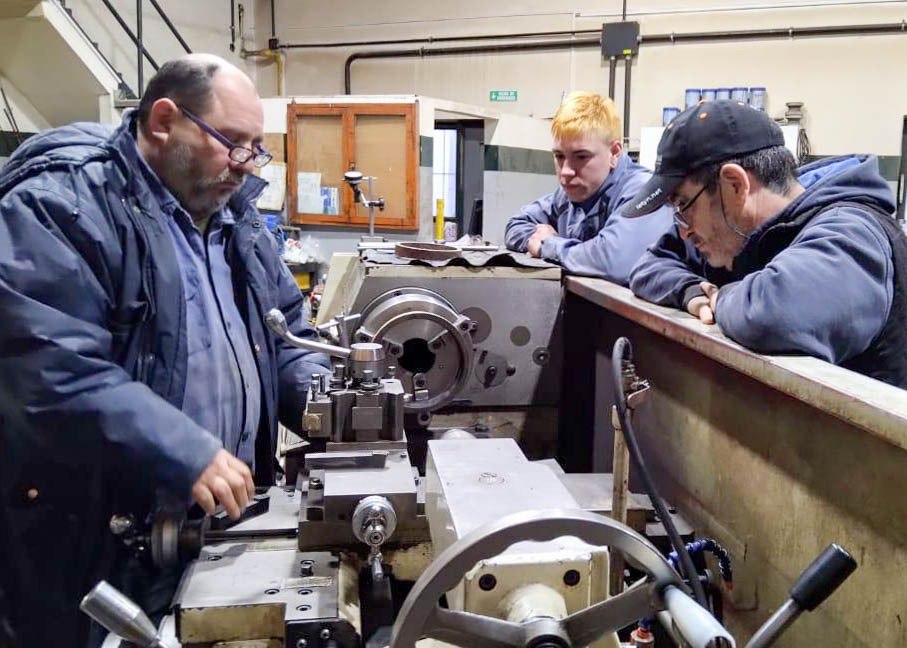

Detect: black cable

[611,337,709,607]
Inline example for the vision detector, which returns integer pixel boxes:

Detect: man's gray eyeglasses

[179,106,272,168]
[672,183,708,230]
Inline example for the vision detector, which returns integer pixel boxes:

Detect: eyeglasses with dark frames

[672,183,709,230]
[179,106,272,168]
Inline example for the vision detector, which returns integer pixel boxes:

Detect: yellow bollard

[435,199,445,242]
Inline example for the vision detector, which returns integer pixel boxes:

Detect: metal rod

[342,21,907,94]
[607,57,617,99]
[229,0,235,51]
[271,0,276,38]
[100,0,159,70]
[745,599,800,648]
[609,405,630,596]
[623,0,628,20]
[623,55,632,145]
[136,0,144,95]
[640,21,907,45]
[147,0,192,53]
[283,28,600,49]
[345,36,599,94]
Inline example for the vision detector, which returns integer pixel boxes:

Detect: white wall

[0,74,49,132]
[256,0,907,155]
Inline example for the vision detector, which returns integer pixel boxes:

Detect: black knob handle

[789,544,857,611]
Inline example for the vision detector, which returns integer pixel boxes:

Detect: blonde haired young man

[505,91,671,284]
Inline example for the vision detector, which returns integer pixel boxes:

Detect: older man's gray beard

[165,142,245,220]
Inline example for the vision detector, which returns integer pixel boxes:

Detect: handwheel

[391,508,689,648]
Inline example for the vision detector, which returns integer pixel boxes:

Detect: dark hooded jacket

[0,112,330,646]
[629,155,907,388]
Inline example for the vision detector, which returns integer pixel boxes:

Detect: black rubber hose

[611,337,709,607]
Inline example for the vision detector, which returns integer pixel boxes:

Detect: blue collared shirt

[135,157,261,467]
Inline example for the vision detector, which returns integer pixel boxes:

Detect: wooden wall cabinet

[286,102,418,230]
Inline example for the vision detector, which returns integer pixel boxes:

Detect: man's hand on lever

[191,449,255,519]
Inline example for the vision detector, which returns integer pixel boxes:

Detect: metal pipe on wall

[623,55,632,145]
[345,36,599,94]
[239,3,285,96]
[136,0,143,95]
[343,21,907,94]
[230,0,236,51]
[282,29,600,50]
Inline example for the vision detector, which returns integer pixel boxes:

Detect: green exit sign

[490,90,518,102]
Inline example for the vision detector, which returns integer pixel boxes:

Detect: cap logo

[634,187,663,210]
[699,112,708,120]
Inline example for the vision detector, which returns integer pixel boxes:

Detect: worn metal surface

[299,448,424,551]
[423,439,621,648]
[562,278,907,647]
[394,242,462,261]
[174,548,359,646]
[357,287,475,413]
[393,507,702,648]
[351,272,564,407]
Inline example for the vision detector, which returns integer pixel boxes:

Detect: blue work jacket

[0,112,330,646]
[504,154,673,284]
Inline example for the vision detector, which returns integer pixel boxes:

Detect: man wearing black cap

[626,100,907,389]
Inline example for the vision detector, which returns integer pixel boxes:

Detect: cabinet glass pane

[294,114,343,216]
[353,114,407,224]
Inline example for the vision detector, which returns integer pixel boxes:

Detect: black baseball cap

[626,100,785,217]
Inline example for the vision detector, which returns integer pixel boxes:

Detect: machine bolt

[478,574,497,591]
[386,365,397,378]
[431,339,443,350]
[506,365,516,376]
[563,570,581,587]
[108,515,134,536]
[320,628,332,639]
[309,477,323,490]
[300,560,315,576]
[296,640,308,648]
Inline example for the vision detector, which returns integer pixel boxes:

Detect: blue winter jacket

[628,155,896,366]
[503,154,673,284]
[0,113,330,646]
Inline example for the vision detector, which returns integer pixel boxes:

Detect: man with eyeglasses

[0,54,331,646]
[504,91,672,284]
[625,100,907,389]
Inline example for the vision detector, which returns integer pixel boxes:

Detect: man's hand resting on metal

[527,224,557,257]
[686,281,720,325]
